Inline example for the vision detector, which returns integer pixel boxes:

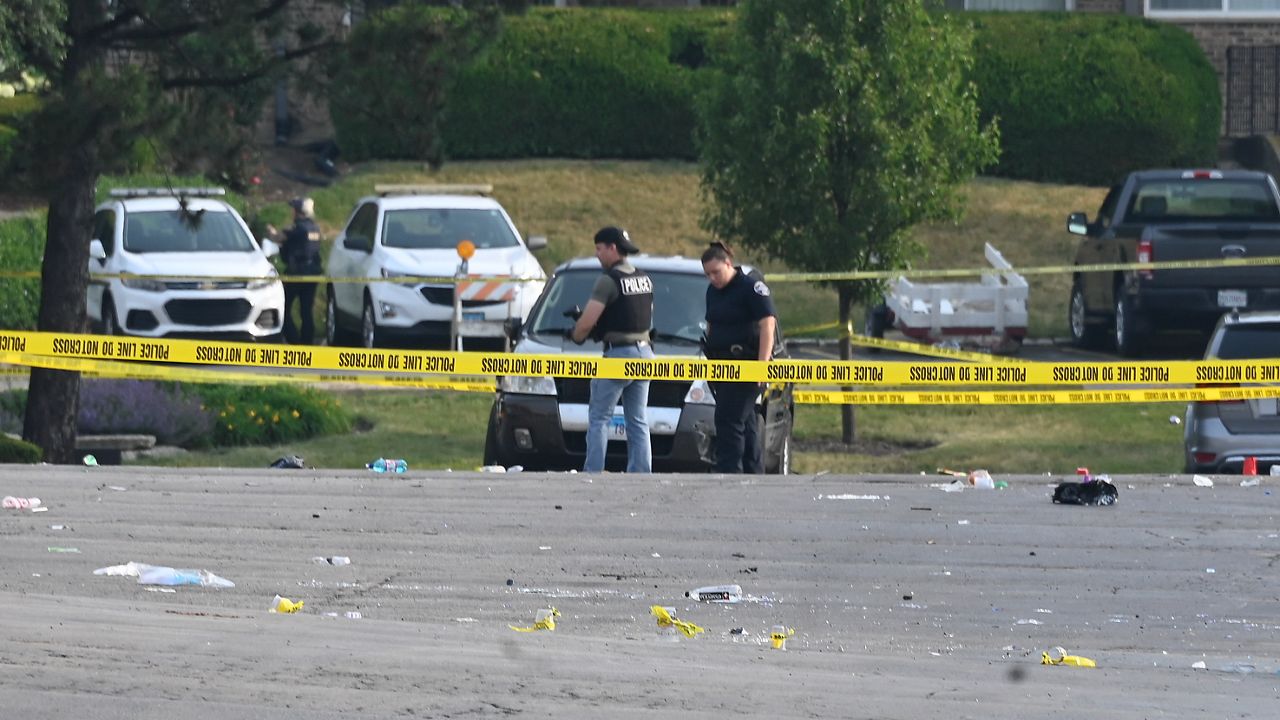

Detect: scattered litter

[910,507,932,511]
[1041,647,1096,668]
[538,546,551,551]
[1169,415,1181,425]
[1035,608,1053,614]
[312,556,351,566]
[82,454,98,466]
[729,627,745,635]
[770,625,795,650]
[930,481,964,493]
[968,469,995,489]
[1192,475,1214,487]
[96,562,234,588]
[651,605,704,639]
[107,485,127,492]
[3,496,42,510]
[270,595,304,614]
[478,465,507,473]
[651,553,661,558]
[454,617,479,623]
[345,611,362,620]
[1206,568,1216,574]
[510,607,560,632]
[1241,478,1261,487]
[1052,474,1118,506]
[31,506,47,513]
[1192,660,1207,669]
[1016,619,1044,626]
[687,584,742,603]
[47,546,80,553]
[367,458,408,473]
[822,494,889,501]
[49,525,65,530]
[1272,465,1280,476]
[269,455,306,469]
[507,465,523,473]
[144,587,176,593]
[957,520,970,526]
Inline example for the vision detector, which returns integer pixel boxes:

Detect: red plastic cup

[1244,456,1258,476]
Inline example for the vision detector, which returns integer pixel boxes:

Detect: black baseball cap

[594,226,639,255]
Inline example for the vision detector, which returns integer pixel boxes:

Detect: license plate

[1218,290,1247,308]
[463,311,485,321]
[609,415,627,440]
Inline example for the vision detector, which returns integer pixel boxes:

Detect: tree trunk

[837,285,856,444]
[22,166,96,463]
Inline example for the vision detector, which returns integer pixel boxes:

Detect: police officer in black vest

[570,227,655,473]
[701,242,777,474]
[268,197,323,344]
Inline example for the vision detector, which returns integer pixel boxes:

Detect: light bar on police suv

[108,187,227,198]
[373,184,493,197]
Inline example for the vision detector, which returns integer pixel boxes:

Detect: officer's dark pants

[711,381,763,474]
[283,281,318,345]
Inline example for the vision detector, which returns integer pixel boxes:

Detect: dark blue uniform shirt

[704,267,777,358]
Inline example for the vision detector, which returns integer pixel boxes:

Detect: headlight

[499,375,557,395]
[121,276,165,292]
[684,379,715,405]
[248,269,279,290]
[381,268,419,286]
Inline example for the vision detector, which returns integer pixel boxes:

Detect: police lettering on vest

[592,266,654,342]
[284,218,323,275]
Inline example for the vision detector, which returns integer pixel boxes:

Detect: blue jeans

[584,342,653,473]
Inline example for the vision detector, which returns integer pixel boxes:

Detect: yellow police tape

[0,249,1277,285]
[0,350,494,393]
[796,386,1280,405]
[3,330,1280,388]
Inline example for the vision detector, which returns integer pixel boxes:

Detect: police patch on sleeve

[753,281,771,297]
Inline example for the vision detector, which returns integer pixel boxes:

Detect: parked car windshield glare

[1214,323,1280,360]
[529,269,707,343]
[382,209,518,250]
[1127,180,1280,224]
[123,210,256,253]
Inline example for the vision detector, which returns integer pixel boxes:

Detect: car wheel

[763,400,794,475]
[1068,280,1103,349]
[102,299,119,336]
[361,295,382,349]
[1114,289,1146,358]
[326,287,356,346]
[483,403,504,466]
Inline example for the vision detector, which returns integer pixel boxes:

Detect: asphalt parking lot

[0,466,1276,719]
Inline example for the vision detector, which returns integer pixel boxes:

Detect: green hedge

[430,9,1220,182]
[968,13,1220,185]
[0,434,41,464]
[443,9,732,160]
[0,214,44,330]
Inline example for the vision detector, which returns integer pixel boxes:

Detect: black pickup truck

[1067,169,1280,356]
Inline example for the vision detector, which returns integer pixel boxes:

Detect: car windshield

[1127,180,1280,224]
[382,208,518,250]
[1214,323,1280,359]
[528,268,708,343]
[123,210,256,253]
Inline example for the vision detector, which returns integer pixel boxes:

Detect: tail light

[1196,382,1244,405]
[1193,452,1217,464]
[1137,239,1154,279]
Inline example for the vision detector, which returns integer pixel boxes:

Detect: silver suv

[1183,311,1280,473]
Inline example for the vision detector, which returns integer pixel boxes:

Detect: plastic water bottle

[367,458,408,473]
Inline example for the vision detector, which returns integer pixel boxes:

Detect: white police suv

[87,188,285,340]
[325,185,547,349]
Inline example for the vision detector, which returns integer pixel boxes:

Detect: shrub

[0,214,44,330]
[0,389,26,435]
[966,13,1220,185]
[328,4,502,163]
[0,434,41,464]
[443,8,732,160]
[189,383,353,448]
[78,380,215,448]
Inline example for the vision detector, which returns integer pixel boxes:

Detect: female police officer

[701,242,777,474]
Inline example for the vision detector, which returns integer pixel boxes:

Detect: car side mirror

[344,234,371,253]
[503,317,523,341]
[260,238,280,258]
[89,239,106,261]
[1067,212,1090,236]
[526,235,548,252]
